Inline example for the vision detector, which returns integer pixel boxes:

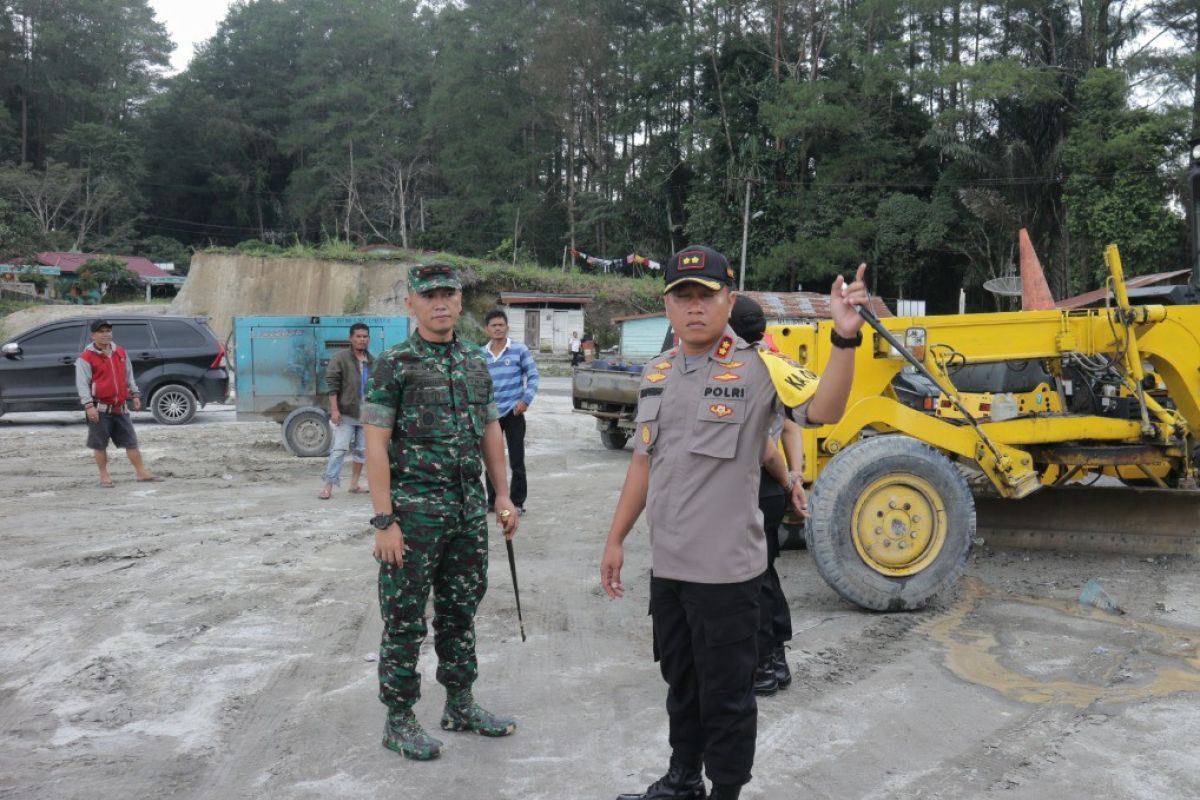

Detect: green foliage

[134,236,191,273]
[1063,69,1187,290]
[75,256,141,300]
[2,0,1194,311]
[0,198,39,259]
[235,239,286,257]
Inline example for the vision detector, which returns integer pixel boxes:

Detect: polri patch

[709,403,734,418]
[713,372,741,382]
[646,372,667,383]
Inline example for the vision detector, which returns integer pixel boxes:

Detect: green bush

[76,256,142,301]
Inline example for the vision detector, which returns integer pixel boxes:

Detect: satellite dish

[982,276,1023,297]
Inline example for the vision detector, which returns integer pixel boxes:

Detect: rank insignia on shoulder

[712,372,741,382]
[717,360,743,369]
[641,425,652,444]
[646,372,667,383]
[714,336,733,359]
[653,361,672,370]
[709,403,734,418]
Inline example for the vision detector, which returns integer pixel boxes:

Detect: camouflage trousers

[377,508,488,713]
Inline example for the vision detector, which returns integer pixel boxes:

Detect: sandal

[348,486,369,494]
[317,487,332,500]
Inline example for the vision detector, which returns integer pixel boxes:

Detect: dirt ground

[1,377,1198,800]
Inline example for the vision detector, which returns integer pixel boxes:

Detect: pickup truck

[571,328,674,449]
[571,360,644,449]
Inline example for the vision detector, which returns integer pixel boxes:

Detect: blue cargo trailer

[232,314,410,456]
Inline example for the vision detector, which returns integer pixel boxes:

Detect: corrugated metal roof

[611,292,893,323]
[36,252,170,279]
[740,291,894,320]
[611,311,665,322]
[1056,270,1190,310]
[499,292,594,306]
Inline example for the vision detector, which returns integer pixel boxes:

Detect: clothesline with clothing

[569,248,662,277]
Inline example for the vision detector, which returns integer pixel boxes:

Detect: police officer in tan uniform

[601,245,869,800]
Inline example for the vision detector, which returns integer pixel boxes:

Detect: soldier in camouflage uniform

[362,263,521,761]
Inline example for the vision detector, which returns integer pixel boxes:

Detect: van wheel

[806,435,974,611]
[599,429,628,450]
[282,407,331,457]
[150,384,198,425]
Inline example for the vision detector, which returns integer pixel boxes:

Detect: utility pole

[738,178,751,291]
[512,206,520,267]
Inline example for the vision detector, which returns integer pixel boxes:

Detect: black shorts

[86,411,139,450]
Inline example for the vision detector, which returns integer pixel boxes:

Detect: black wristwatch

[370,513,395,530]
[830,329,863,349]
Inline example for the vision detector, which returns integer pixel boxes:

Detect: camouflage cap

[408,262,462,294]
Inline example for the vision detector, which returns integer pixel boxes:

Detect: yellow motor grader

[771,244,1200,611]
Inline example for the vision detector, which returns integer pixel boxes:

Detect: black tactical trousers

[485,411,527,507]
[650,573,763,787]
[757,493,793,655]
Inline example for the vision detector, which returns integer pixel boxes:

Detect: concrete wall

[170,253,412,342]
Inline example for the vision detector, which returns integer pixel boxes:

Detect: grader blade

[976,486,1200,556]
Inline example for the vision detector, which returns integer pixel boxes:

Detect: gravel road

[1,378,1197,799]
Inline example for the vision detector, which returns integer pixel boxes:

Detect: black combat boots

[772,644,792,688]
[616,755,707,800]
[753,659,778,696]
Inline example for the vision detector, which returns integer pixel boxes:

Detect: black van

[0,315,229,424]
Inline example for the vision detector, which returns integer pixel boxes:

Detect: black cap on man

[662,245,736,294]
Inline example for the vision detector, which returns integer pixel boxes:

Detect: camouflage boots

[441,690,517,737]
[383,711,444,761]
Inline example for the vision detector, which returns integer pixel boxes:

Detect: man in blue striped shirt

[483,309,540,514]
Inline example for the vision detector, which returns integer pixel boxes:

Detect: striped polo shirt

[483,338,540,416]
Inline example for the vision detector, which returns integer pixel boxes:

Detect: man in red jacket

[75,319,160,487]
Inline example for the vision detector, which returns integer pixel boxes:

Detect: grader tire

[806,435,974,611]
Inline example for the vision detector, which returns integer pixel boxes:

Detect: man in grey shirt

[601,246,869,800]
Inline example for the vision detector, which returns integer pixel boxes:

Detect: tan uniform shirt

[633,327,813,584]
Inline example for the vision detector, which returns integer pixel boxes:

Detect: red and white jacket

[75,343,140,407]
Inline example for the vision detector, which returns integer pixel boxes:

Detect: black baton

[504,537,527,642]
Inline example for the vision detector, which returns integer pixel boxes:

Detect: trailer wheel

[806,435,974,611]
[282,407,331,457]
[600,429,629,450]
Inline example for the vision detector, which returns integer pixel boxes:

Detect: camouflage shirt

[363,331,500,517]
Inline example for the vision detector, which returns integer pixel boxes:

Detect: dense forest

[1,0,1198,309]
